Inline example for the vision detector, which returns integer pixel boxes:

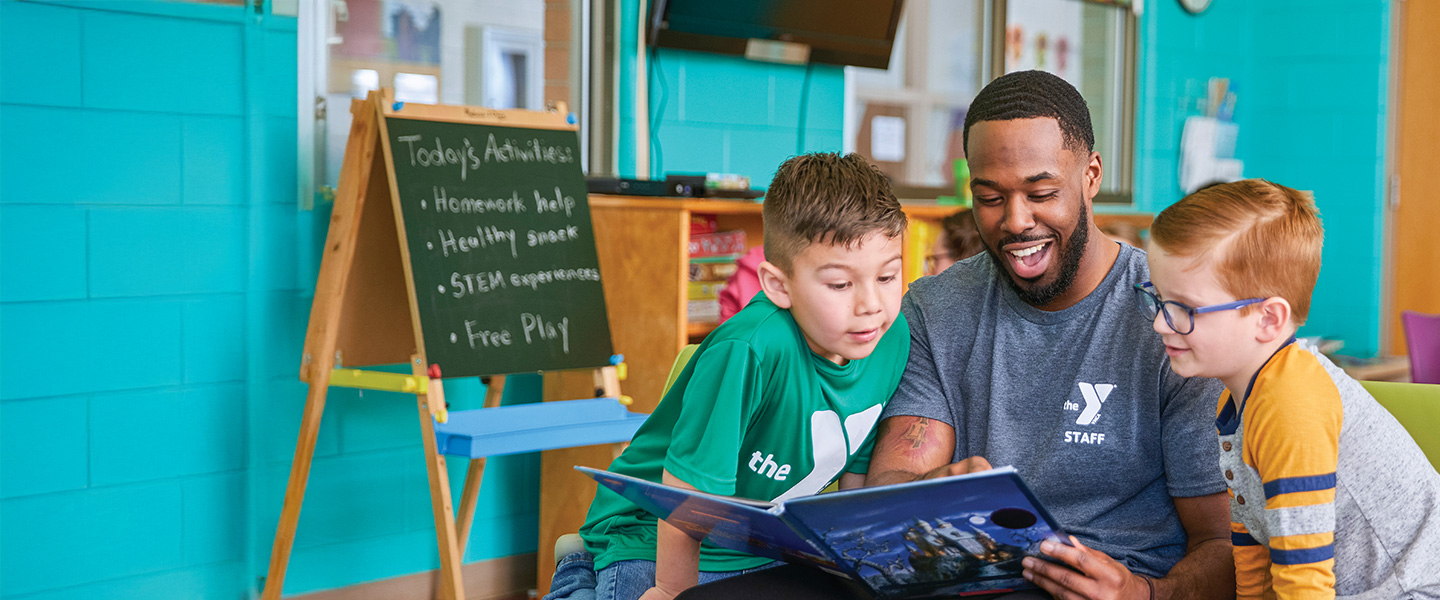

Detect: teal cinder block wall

[616,0,847,185]
[0,1,543,598]
[1137,0,1391,357]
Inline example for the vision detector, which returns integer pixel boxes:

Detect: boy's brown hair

[1149,178,1323,324]
[762,152,907,273]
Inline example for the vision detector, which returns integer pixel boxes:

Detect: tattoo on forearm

[901,419,929,449]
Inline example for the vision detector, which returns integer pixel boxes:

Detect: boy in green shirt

[544,152,912,600]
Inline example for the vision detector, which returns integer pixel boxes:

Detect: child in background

[1141,179,1440,598]
[925,209,986,276]
[546,152,912,600]
[717,245,765,324]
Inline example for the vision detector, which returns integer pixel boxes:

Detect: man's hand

[921,456,992,479]
[1022,536,1150,600]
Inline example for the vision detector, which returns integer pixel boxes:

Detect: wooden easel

[261,90,628,600]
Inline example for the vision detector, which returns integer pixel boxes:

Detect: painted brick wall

[642,48,845,185]
[616,0,846,185]
[0,1,543,598]
[1137,0,1391,356]
[1242,1,1391,358]
[0,2,276,597]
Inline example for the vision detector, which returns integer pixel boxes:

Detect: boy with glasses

[1143,179,1440,598]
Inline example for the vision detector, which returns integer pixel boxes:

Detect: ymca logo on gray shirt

[1071,381,1115,426]
[1063,382,1115,444]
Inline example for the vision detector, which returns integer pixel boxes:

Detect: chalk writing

[450,270,507,298]
[484,133,576,164]
[509,267,601,291]
[533,187,576,217]
[432,187,528,214]
[527,226,582,247]
[398,135,482,181]
[521,313,570,353]
[464,320,513,348]
[387,115,611,376]
[437,226,518,258]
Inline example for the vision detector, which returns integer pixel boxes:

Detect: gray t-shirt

[884,242,1226,577]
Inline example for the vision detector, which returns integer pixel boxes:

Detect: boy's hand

[638,586,680,600]
[1022,535,1150,600]
[653,470,702,599]
[922,456,993,479]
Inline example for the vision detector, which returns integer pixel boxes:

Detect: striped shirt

[1217,340,1440,599]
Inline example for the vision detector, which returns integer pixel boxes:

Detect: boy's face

[1145,244,1258,383]
[762,231,904,365]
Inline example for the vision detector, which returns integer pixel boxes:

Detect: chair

[1402,311,1440,384]
[664,344,701,396]
[549,345,700,566]
[1359,380,1440,471]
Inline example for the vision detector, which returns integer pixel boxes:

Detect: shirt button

[1237,495,1246,505]
[1223,442,1233,451]
[1225,470,1234,480]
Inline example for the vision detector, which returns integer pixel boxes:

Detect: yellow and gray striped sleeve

[1230,518,1271,599]
[1244,361,1342,599]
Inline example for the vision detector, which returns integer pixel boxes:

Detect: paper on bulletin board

[871,115,906,162]
[1180,116,1243,194]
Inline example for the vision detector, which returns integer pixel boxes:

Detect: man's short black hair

[962,70,1095,156]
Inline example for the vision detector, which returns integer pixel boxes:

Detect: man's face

[967,118,1100,308]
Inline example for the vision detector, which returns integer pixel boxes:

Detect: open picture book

[579,465,1069,598]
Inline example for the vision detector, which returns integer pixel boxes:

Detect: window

[299,0,597,207]
[846,0,1135,203]
[1005,0,1132,199]
[848,0,986,194]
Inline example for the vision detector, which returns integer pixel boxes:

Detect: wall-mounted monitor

[648,0,904,69]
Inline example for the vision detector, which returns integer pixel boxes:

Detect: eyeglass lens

[1136,288,1194,334]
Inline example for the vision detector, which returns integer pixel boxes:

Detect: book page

[581,467,857,576]
[783,468,1066,598]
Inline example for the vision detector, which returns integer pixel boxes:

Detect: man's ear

[757,261,792,309]
[1084,151,1104,201]
[1254,297,1293,343]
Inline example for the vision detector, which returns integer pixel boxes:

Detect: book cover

[579,466,1068,599]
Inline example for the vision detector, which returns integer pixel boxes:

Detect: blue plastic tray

[433,398,649,458]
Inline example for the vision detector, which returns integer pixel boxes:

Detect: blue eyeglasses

[1133,281,1264,335]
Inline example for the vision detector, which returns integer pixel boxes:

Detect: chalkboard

[383,115,613,377]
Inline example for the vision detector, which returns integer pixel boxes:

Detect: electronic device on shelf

[586,175,763,199]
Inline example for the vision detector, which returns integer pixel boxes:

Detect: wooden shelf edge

[687,321,718,339]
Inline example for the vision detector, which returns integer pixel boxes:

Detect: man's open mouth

[1003,239,1053,280]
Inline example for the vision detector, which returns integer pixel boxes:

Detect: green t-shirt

[579,293,911,572]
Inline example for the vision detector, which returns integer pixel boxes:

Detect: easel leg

[260,372,334,600]
[455,375,505,557]
[455,458,487,558]
[417,361,466,600]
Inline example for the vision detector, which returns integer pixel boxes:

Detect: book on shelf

[690,230,747,259]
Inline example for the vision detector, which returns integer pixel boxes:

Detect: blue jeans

[544,551,774,600]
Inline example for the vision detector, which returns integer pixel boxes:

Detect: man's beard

[986,203,1090,307]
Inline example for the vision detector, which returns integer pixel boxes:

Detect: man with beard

[675,72,1232,600]
[861,71,1234,598]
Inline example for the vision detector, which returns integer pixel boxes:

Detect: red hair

[1150,179,1323,324]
